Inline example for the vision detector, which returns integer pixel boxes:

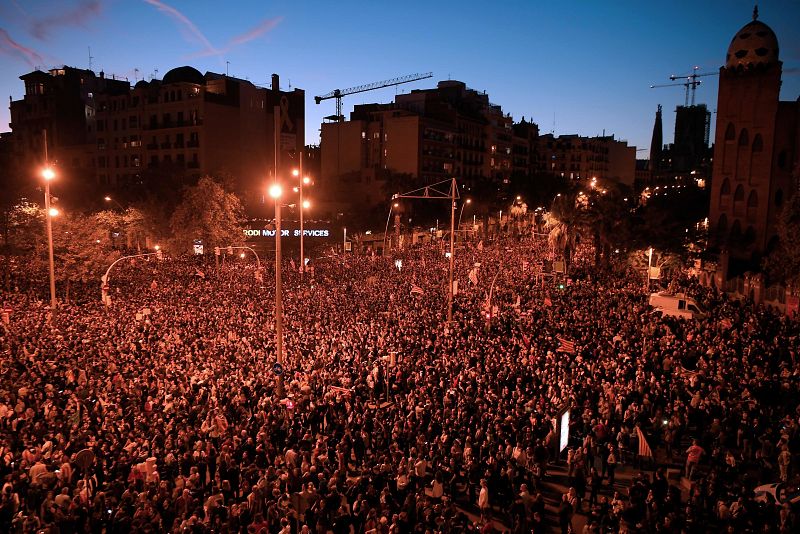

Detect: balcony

[187,139,199,148]
[160,142,172,149]
[146,143,158,150]
[174,141,185,149]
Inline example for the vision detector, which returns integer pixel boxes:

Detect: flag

[477,240,483,251]
[721,318,732,330]
[469,269,478,286]
[521,332,531,348]
[544,295,553,307]
[410,284,424,296]
[290,258,296,271]
[452,280,459,296]
[557,336,576,354]
[522,260,529,272]
[635,426,653,457]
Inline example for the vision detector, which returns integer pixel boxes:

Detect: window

[746,190,758,222]
[738,128,749,146]
[733,185,745,216]
[752,134,763,152]
[724,123,735,141]
[129,116,138,128]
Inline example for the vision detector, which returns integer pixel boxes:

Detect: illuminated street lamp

[269,181,285,397]
[383,201,401,253]
[458,198,472,232]
[104,195,125,210]
[42,164,57,312]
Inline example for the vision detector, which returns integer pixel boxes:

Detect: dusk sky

[1,0,799,158]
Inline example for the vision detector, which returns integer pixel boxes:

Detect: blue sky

[1,0,799,157]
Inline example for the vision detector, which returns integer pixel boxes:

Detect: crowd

[0,234,798,533]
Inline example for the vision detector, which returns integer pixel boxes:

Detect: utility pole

[273,105,284,398]
[392,177,459,322]
[299,150,305,279]
[42,129,57,313]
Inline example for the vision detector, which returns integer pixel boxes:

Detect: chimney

[271,74,279,92]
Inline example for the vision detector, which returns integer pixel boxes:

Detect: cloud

[0,28,44,67]
[143,0,219,56]
[29,0,104,40]
[186,16,282,59]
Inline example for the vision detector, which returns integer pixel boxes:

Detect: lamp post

[457,198,472,232]
[269,183,284,397]
[292,166,312,279]
[383,201,399,254]
[43,166,57,312]
[103,196,125,211]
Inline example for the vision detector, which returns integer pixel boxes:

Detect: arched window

[775,189,784,208]
[719,178,731,209]
[746,190,758,222]
[739,128,749,146]
[744,225,756,244]
[778,150,787,169]
[752,134,763,152]
[725,123,736,141]
[733,185,745,216]
[718,213,728,236]
[731,219,742,241]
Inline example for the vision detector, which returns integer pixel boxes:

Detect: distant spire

[753,4,758,20]
[649,104,663,172]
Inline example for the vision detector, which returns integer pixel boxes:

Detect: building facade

[319,81,540,207]
[536,133,636,186]
[708,10,799,259]
[8,66,304,208]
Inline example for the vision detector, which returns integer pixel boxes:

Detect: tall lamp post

[392,177,459,322]
[292,167,312,279]
[457,198,472,232]
[42,166,57,312]
[269,183,284,397]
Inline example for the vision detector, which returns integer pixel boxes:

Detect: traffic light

[214,247,220,256]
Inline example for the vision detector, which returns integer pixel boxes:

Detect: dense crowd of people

[1,234,798,533]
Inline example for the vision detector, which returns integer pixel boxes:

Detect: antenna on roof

[154,68,159,79]
[134,68,139,82]
[226,60,229,76]
[88,46,93,71]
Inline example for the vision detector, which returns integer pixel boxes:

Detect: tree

[50,212,122,301]
[169,176,245,254]
[763,192,800,285]
[1,200,45,290]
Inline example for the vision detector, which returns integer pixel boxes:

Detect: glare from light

[104,196,112,202]
[240,252,245,258]
[154,245,161,251]
[292,169,299,177]
[269,184,282,199]
[302,200,310,209]
[42,168,55,181]
[48,207,59,217]
[303,176,311,185]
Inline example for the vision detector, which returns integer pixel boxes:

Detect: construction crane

[650,66,719,106]
[315,72,433,122]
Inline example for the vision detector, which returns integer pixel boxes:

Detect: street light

[458,198,472,232]
[42,165,57,312]
[383,201,400,254]
[269,181,285,397]
[104,196,125,210]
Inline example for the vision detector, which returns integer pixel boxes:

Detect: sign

[243,228,331,238]
[273,362,284,376]
[193,243,204,255]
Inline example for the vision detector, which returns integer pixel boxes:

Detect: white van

[648,292,704,319]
